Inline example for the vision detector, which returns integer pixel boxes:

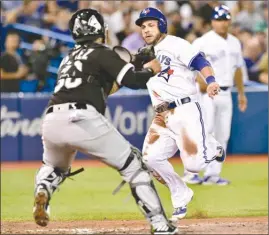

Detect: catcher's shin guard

[35,164,68,199]
[118,147,172,231]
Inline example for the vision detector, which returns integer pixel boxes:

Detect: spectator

[248,30,268,84]
[228,0,244,20]
[197,1,220,25]
[44,1,89,26]
[237,28,254,48]
[1,0,24,24]
[248,52,268,84]
[55,0,78,12]
[17,1,46,28]
[1,1,24,24]
[50,8,73,51]
[167,10,189,39]
[0,31,28,92]
[179,2,194,31]
[115,8,133,45]
[234,1,263,31]
[254,2,268,38]
[243,34,263,67]
[25,38,60,91]
[230,22,242,38]
[121,24,144,54]
[191,14,211,37]
[154,0,166,15]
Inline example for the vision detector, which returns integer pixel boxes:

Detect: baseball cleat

[202,176,230,185]
[151,223,178,234]
[171,188,194,220]
[33,189,50,227]
[171,206,187,220]
[182,173,203,185]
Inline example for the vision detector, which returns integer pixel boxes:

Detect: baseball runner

[183,5,247,185]
[135,7,226,221]
[33,9,178,235]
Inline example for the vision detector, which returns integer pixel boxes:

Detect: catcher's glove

[132,45,156,70]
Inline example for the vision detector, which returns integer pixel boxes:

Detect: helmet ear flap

[158,18,167,33]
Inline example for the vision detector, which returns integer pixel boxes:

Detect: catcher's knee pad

[35,163,68,199]
[119,147,166,219]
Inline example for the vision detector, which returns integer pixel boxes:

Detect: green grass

[1,161,268,221]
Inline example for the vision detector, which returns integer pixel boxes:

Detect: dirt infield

[1,155,268,171]
[1,217,268,234]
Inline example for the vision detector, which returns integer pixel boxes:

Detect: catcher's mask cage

[135,7,167,34]
[69,8,108,43]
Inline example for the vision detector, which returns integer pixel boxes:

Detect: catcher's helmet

[69,8,106,43]
[135,7,167,33]
[212,5,231,20]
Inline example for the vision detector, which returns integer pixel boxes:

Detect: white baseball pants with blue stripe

[142,101,222,208]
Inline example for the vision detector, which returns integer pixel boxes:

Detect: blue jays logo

[142,8,150,15]
[158,66,174,82]
[157,54,173,82]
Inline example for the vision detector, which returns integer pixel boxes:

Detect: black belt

[46,103,88,114]
[220,86,230,91]
[155,97,191,113]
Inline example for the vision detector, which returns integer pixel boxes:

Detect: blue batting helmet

[135,7,167,33]
[211,5,231,20]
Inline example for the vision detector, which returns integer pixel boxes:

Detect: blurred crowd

[1,0,268,92]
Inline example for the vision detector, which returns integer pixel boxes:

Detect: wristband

[206,76,215,84]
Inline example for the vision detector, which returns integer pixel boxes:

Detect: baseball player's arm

[99,49,160,90]
[120,59,160,89]
[234,68,247,112]
[177,39,219,98]
[189,53,220,98]
[196,73,207,93]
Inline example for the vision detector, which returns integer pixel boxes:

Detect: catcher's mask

[69,8,108,43]
[135,7,167,34]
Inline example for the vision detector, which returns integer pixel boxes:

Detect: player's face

[212,20,230,35]
[141,20,161,45]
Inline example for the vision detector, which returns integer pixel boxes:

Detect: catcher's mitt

[132,45,156,70]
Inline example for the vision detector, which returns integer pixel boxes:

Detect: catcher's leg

[34,138,77,227]
[118,147,178,234]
